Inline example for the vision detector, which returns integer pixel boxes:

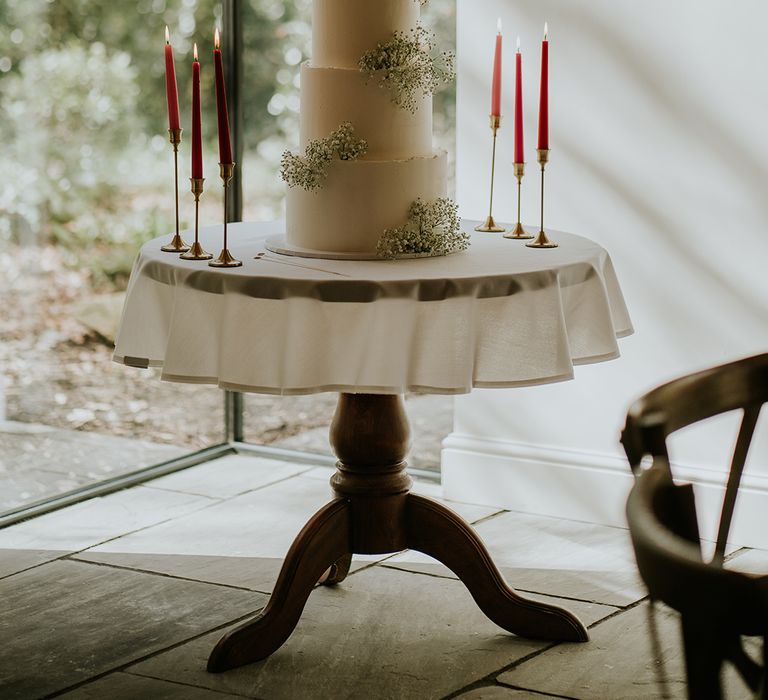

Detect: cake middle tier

[286,150,447,255]
[300,63,433,160]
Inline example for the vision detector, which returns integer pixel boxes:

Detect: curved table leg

[207,498,351,672]
[406,494,589,643]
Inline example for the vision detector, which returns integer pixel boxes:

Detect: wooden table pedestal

[207,393,588,672]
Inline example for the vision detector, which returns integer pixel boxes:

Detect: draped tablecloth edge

[111,223,635,396]
[111,336,634,396]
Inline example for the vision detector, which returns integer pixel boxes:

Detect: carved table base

[207,393,588,672]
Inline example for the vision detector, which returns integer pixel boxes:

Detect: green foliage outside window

[0,0,455,287]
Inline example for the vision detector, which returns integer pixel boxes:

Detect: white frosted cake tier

[300,63,432,160]
[286,150,447,254]
[312,0,420,69]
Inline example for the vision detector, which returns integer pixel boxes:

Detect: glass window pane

[0,0,227,514]
[1,0,456,514]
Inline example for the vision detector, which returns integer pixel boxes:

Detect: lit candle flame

[497,17,502,34]
[516,35,521,51]
[544,22,548,40]
[165,25,170,45]
[214,27,220,50]
[193,42,198,61]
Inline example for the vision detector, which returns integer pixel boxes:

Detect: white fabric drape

[113,221,632,395]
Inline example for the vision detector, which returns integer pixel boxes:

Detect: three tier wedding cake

[279,0,467,258]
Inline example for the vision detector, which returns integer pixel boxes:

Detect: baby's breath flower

[359,25,455,113]
[281,122,368,190]
[377,198,469,258]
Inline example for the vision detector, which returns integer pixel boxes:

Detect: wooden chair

[622,353,768,699]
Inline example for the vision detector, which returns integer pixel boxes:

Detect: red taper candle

[164,26,181,131]
[514,36,524,163]
[213,28,233,165]
[537,22,549,150]
[491,18,502,118]
[191,43,203,179]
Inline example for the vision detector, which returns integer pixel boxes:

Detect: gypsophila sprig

[358,25,455,113]
[281,122,368,191]
[377,198,469,258]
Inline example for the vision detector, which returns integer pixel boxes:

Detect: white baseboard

[441,433,768,549]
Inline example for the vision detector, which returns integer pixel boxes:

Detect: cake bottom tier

[286,150,447,254]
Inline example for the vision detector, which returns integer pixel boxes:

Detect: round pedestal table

[114,220,633,672]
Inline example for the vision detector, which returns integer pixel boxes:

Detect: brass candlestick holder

[210,162,242,268]
[475,115,506,232]
[161,128,191,253]
[504,162,533,239]
[526,149,558,249]
[180,177,213,260]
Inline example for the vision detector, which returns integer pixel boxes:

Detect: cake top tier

[312,0,421,69]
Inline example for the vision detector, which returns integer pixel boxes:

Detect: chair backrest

[623,353,768,563]
[626,462,767,635]
[622,354,768,697]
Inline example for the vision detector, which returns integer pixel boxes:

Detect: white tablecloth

[113,220,632,395]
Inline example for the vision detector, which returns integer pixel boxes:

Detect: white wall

[448,0,768,545]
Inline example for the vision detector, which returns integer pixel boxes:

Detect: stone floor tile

[0,559,265,699]
[497,602,754,699]
[455,686,545,699]
[386,509,645,606]
[127,566,608,700]
[298,465,357,480]
[77,473,505,592]
[0,485,212,553]
[144,454,312,499]
[410,478,504,523]
[77,476,357,592]
[0,548,63,579]
[60,672,247,699]
[515,590,616,629]
[498,603,683,698]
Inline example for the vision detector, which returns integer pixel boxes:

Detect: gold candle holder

[526,149,558,249]
[161,128,191,253]
[504,162,533,239]
[475,115,506,233]
[180,177,213,260]
[210,163,242,268]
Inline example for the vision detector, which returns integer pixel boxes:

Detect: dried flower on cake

[358,26,456,113]
[377,198,469,258]
[281,122,368,191]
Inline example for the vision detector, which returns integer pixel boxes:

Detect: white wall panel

[449,0,768,543]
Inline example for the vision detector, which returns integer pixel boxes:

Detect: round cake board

[265,235,447,261]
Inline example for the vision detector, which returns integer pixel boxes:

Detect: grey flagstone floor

[0,454,761,699]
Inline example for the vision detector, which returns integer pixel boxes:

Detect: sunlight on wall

[455,0,768,478]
